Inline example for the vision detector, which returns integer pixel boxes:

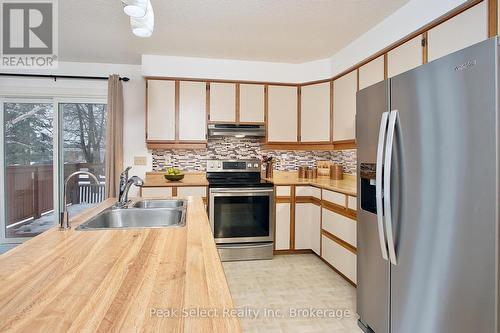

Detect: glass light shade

[130,0,154,38]
[123,0,147,18]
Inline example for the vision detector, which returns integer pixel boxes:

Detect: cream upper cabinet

[267,85,298,142]
[146,80,176,141]
[209,82,236,122]
[358,56,384,90]
[179,81,207,141]
[428,2,487,62]
[300,82,331,142]
[333,70,357,141]
[387,36,423,78]
[239,84,265,123]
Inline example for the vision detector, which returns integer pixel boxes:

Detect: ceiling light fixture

[122,0,148,18]
[128,0,154,38]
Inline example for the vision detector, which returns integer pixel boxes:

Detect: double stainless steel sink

[76,199,187,231]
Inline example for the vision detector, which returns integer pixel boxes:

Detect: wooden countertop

[264,171,357,196]
[143,172,208,187]
[143,171,356,196]
[0,197,241,333]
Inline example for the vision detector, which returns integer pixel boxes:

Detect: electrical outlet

[134,156,147,166]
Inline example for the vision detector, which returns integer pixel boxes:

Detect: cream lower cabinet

[310,204,321,255]
[275,202,291,250]
[322,208,356,247]
[141,187,173,198]
[290,202,321,252]
[176,186,207,198]
[321,235,356,284]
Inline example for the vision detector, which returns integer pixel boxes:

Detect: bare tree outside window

[3,101,107,238]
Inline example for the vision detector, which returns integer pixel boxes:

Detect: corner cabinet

[273,184,358,285]
[146,79,207,149]
[333,71,357,142]
[300,82,331,143]
[267,85,298,142]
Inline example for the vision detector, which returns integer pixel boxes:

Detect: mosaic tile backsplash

[151,137,357,174]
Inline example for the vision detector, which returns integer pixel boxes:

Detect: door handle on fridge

[384,110,398,265]
[376,111,389,261]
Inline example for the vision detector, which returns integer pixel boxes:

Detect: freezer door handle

[376,111,389,261]
[384,110,398,265]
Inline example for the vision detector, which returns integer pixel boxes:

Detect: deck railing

[5,163,105,227]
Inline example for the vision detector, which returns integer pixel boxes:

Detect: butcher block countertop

[143,172,208,187]
[0,197,241,333]
[143,171,356,196]
[264,171,357,196]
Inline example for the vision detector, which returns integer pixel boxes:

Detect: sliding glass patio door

[1,98,107,242]
[1,100,55,240]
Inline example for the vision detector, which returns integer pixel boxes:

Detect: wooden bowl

[164,174,185,181]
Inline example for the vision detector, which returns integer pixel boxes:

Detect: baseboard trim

[274,249,313,255]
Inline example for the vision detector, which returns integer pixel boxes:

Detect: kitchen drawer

[141,187,173,198]
[276,186,291,197]
[321,235,356,284]
[295,186,321,199]
[347,196,357,210]
[322,189,346,207]
[322,208,356,247]
[177,186,207,198]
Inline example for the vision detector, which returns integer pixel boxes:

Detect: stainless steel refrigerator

[356,37,499,333]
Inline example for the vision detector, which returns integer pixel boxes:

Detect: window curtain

[105,75,124,198]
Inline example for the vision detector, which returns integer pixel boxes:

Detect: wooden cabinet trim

[175,81,180,140]
[290,186,296,250]
[489,0,498,37]
[322,200,357,220]
[321,229,357,254]
[235,83,240,123]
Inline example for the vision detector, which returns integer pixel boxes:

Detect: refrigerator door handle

[384,109,398,265]
[376,111,389,261]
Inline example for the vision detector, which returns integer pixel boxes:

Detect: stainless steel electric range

[207,159,274,261]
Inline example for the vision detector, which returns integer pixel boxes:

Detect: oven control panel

[206,160,261,172]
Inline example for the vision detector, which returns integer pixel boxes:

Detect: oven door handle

[210,188,274,194]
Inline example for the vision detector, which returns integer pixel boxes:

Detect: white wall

[0,62,147,197]
[142,0,470,82]
[328,0,469,77]
[142,54,331,83]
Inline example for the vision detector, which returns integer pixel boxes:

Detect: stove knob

[254,163,259,168]
[247,163,252,168]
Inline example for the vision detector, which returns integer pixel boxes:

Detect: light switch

[134,156,147,166]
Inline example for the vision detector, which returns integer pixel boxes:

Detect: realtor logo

[1,0,58,68]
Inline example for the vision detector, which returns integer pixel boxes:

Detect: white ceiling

[59,0,409,65]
